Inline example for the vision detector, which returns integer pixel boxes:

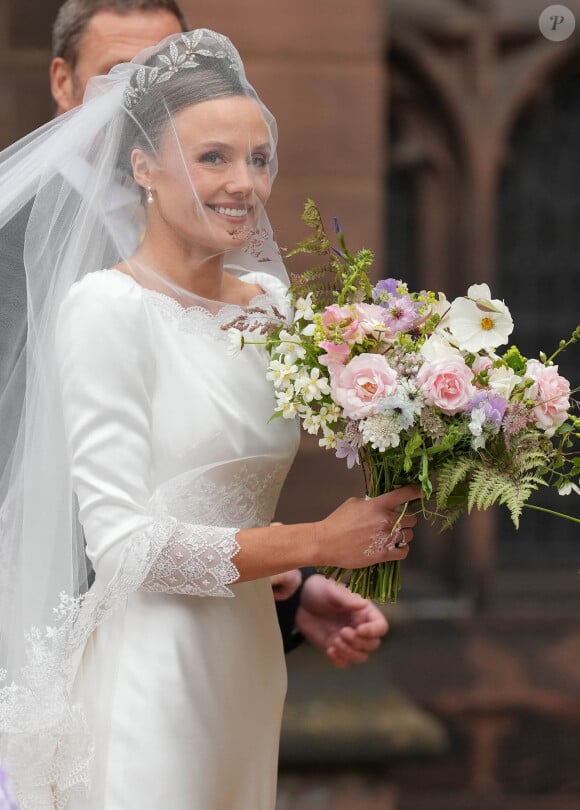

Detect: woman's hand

[313,485,421,570]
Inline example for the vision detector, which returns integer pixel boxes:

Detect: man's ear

[131,148,156,190]
[50,58,78,115]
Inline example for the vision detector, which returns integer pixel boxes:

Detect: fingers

[327,625,384,667]
[375,485,422,511]
[327,642,369,667]
[363,526,414,561]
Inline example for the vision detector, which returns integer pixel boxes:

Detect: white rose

[487,365,521,398]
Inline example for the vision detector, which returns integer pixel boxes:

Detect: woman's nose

[224,160,253,195]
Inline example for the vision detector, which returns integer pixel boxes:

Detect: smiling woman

[125,95,274,297]
[0,28,420,810]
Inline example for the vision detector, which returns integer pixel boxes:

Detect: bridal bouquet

[238,201,580,601]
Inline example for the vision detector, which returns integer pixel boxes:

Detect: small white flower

[558,480,580,496]
[275,390,298,419]
[447,284,514,352]
[303,411,323,435]
[277,329,307,363]
[266,359,298,389]
[225,328,244,357]
[319,427,338,449]
[293,293,315,322]
[324,402,342,422]
[468,405,487,449]
[295,368,331,402]
[300,322,317,337]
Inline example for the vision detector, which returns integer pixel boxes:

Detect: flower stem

[523,503,580,524]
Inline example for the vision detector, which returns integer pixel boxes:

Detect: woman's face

[138,95,273,255]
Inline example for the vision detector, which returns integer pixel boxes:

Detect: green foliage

[435,456,473,509]
[286,199,374,308]
[431,429,555,529]
[547,324,580,363]
[285,199,330,259]
[502,345,527,375]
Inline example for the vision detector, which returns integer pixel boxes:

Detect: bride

[0,29,419,809]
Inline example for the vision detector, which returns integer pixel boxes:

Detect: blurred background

[1,0,578,807]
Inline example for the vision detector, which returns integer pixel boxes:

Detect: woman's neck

[134,230,227,300]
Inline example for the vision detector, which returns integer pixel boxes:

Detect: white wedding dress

[54,267,300,810]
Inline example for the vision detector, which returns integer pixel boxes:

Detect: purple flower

[382,295,419,333]
[333,216,342,234]
[372,278,401,303]
[486,395,508,427]
[469,392,508,428]
[335,438,360,469]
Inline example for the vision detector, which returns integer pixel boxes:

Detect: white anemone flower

[447,283,513,352]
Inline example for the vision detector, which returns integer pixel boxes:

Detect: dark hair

[119,50,250,178]
[53,0,188,67]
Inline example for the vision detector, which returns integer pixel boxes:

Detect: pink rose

[526,359,570,435]
[330,353,398,419]
[417,357,476,415]
[472,354,493,380]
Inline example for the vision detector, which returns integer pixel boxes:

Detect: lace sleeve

[141,522,240,597]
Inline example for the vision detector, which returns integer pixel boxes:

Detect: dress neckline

[103,267,276,318]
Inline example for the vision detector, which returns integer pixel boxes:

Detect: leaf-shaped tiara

[123,30,241,111]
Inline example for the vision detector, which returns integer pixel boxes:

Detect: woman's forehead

[168,96,271,143]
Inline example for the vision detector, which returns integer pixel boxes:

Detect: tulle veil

[0,28,289,807]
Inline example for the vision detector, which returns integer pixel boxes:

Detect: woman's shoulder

[64,268,141,305]
[57,269,145,341]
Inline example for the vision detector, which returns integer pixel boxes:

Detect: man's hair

[52,0,189,67]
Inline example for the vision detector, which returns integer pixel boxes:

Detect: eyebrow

[196,141,272,152]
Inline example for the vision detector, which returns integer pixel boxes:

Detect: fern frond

[289,262,344,308]
[285,199,330,258]
[435,456,473,509]
[466,464,544,528]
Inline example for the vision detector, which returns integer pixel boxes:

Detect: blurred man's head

[50,0,187,114]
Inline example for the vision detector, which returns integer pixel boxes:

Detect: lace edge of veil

[0,515,240,808]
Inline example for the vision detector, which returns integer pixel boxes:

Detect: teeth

[212,205,247,217]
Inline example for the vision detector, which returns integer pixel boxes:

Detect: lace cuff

[141,522,241,597]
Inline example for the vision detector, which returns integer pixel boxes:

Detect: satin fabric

[56,269,300,809]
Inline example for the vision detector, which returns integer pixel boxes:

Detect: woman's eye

[199,152,224,165]
[250,154,269,168]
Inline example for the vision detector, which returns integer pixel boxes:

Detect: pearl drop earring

[146,186,154,204]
